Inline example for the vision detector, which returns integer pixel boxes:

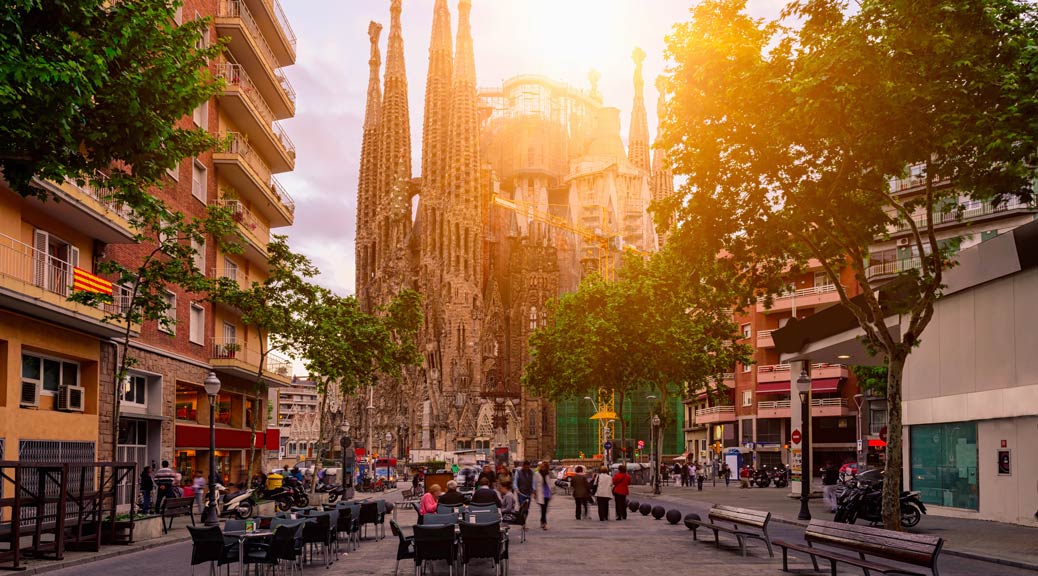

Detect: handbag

[589,478,598,496]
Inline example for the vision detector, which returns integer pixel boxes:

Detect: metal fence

[18,440,96,526]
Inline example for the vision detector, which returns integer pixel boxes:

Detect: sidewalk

[632,482,1038,570]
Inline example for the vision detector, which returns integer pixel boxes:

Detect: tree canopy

[659,0,1038,528]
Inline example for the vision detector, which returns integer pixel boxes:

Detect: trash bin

[266,473,283,492]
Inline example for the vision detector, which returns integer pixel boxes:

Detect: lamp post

[651,414,661,495]
[646,395,657,489]
[366,384,375,480]
[795,370,812,521]
[853,393,865,471]
[202,371,221,526]
[339,419,351,489]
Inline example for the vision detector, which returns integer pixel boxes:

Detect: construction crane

[491,193,650,458]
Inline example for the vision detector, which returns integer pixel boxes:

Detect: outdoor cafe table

[224,529,274,576]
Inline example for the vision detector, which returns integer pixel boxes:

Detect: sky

[276,0,785,297]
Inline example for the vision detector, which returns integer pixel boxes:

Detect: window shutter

[32,230,49,288]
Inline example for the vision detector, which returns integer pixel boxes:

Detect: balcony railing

[218,0,282,75]
[757,362,846,375]
[272,121,296,160]
[65,170,134,221]
[215,61,275,125]
[761,283,841,303]
[270,177,295,214]
[209,266,246,289]
[695,405,735,417]
[218,199,270,247]
[269,0,296,49]
[888,164,952,194]
[811,398,848,408]
[886,198,1036,234]
[219,131,272,182]
[210,336,291,378]
[865,257,922,280]
[758,400,791,410]
[0,233,130,316]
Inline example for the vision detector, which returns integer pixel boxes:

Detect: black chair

[390,519,415,576]
[462,508,500,524]
[187,525,237,576]
[458,521,504,576]
[359,501,382,540]
[503,500,529,543]
[466,502,497,511]
[413,524,458,576]
[266,523,304,576]
[301,514,333,569]
[376,500,388,539]
[437,503,463,514]
[422,513,459,526]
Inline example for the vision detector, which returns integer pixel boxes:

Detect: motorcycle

[214,483,255,519]
[834,475,926,528]
[771,466,789,489]
[255,476,309,511]
[325,484,347,503]
[752,466,772,488]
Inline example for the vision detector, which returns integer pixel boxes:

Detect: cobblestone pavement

[44,491,1037,576]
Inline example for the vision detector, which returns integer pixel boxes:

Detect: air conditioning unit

[896,238,910,247]
[57,385,86,412]
[20,381,40,408]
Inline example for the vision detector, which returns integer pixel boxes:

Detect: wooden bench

[159,497,195,534]
[774,519,943,576]
[684,505,774,557]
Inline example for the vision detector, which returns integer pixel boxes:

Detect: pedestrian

[472,478,503,506]
[722,462,731,487]
[515,460,534,505]
[139,466,154,514]
[418,484,442,522]
[696,461,706,491]
[593,466,613,521]
[412,470,421,492]
[192,470,206,514]
[570,465,590,520]
[739,465,751,489]
[153,460,177,512]
[821,460,840,512]
[477,464,497,488]
[497,465,512,487]
[611,464,631,520]
[680,462,690,487]
[531,461,554,530]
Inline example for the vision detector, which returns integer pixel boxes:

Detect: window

[22,352,79,395]
[910,422,978,510]
[214,393,233,425]
[189,303,205,345]
[192,102,208,130]
[159,290,176,334]
[174,5,183,25]
[740,419,754,445]
[123,374,147,406]
[741,390,753,407]
[191,238,205,272]
[741,323,751,339]
[191,160,207,202]
[245,398,257,429]
[166,162,180,181]
[814,271,833,287]
[742,361,751,373]
[528,306,537,331]
[223,257,238,284]
[175,383,200,421]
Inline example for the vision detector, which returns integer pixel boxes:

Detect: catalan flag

[72,267,113,296]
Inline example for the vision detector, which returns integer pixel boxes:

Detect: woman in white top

[593,466,614,521]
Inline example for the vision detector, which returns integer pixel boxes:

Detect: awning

[754,378,842,395]
[869,439,887,448]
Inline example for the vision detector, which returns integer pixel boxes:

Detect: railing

[218,0,281,75]
[209,266,245,288]
[758,400,791,410]
[272,121,296,159]
[218,199,270,246]
[695,405,735,417]
[215,61,275,125]
[887,198,1036,234]
[865,257,922,279]
[811,398,848,407]
[757,362,846,374]
[218,131,272,183]
[266,350,291,377]
[869,408,888,435]
[268,0,296,49]
[888,163,952,193]
[275,69,296,105]
[761,283,841,303]
[65,170,134,221]
[0,233,130,316]
[210,336,290,377]
[270,177,295,214]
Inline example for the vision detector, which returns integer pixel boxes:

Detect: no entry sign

[791,429,802,445]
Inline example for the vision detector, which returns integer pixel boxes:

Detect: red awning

[869,438,887,447]
[755,378,842,395]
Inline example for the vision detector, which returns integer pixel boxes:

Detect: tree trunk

[882,354,906,531]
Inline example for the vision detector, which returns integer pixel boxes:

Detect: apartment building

[267,376,320,470]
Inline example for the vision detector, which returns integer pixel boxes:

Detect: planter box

[132,515,165,542]
[101,515,164,544]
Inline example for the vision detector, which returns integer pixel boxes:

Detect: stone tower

[356,22,382,311]
[627,47,651,175]
[373,0,414,306]
[651,75,676,242]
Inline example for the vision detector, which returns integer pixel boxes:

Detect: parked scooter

[771,466,789,489]
[214,483,255,519]
[833,474,926,528]
[325,484,347,503]
[752,466,772,488]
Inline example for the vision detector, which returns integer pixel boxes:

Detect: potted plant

[220,342,241,358]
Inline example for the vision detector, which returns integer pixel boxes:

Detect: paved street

[42,490,1037,576]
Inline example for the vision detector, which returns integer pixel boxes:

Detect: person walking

[515,461,534,505]
[821,460,840,512]
[722,462,731,487]
[192,471,206,514]
[153,460,177,512]
[696,461,706,491]
[611,464,631,520]
[531,461,553,530]
[570,465,590,520]
[593,466,613,521]
[680,462,690,487]
[139,466,154,514]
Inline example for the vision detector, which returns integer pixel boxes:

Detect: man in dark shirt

[470,478,502,507]
[438,480,466,506]
[515,461,534,504]
[476,465,497,487]
[821,460,840,512]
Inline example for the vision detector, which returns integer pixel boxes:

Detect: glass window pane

[63,362,78,387]
[43,359,61,392]
[910,422,978,511]
[22,354,40,380]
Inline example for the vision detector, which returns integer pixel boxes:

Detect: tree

[70,203,240,461]
[0,0,224,212]
[659,0,1038,529]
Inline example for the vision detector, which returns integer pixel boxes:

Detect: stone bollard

[666,509,682,524]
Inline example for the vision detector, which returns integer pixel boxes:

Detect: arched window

[528,410,537,437]
[529,306,538,331]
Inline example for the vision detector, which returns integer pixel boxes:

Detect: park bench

[683,504,774,557]
[159,496,195,534]
[774,519,944,576]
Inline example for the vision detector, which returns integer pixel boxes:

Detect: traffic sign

[604,441,613,451]
[791,429,802,445]
[637,440,645,449]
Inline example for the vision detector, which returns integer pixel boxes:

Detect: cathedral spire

[422,0,453,197]
[652,75,676,243]
[377,0,413,268]
[446,0,480,223]
[356,21,382,311]
[628,47,651,174]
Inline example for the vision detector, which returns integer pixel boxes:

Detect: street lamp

[339,419,352,490]
[795,370,812,521]
[651,413,661,495]
[202,371,221,526]
[853,393,865,471]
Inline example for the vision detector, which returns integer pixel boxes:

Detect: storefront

[909,422,979,510]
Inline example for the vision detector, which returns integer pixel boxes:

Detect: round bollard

[651,505,665,520]
[683,512,702,530]
[628,500,640,512]
[666,509,682,524]
[384,501,395,513]
[639,502,652,516]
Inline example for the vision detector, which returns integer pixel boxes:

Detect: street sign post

[603,441,613,451]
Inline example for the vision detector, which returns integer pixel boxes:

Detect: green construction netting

[555,389,685,459]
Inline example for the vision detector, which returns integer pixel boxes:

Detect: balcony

[215,62,295,173]
[706,373,736,389]
[888,164,953,195]
[865,257,922,281]
[756,362,849,384]
[757,329,775,348]
[215,0,295,118]
[757,399,791,418]
[214,132,294,226]
[0,233,133,338]
[25,172,138,243]
[694,405,736,424]
[210,336,291,386]
[209,265,247,290]
[218,199,270,265]
[885,198,1036,237]
[756,398,851,418]
[242,0,296,65]
[756,283,843,313]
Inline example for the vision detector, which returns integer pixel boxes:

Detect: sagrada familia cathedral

[350,0,674,463]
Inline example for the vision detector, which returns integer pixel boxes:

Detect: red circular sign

[791,429,802,445]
